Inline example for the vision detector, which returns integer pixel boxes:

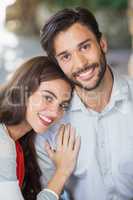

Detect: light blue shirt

[35,69,133,200]
[0,124,58,200]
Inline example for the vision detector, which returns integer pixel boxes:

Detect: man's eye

[81,43,90,51]
[61,54,70,62]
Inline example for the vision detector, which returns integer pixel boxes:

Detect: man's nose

[73,51,87,68]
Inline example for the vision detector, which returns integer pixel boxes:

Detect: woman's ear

[100,36,108,53]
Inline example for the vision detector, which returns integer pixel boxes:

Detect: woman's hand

[45,124,80,180]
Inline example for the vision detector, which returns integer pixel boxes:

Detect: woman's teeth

[39,114,52,124]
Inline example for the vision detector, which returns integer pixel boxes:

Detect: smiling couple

[1,7,133,200]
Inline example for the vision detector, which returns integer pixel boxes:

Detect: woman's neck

[5,121,32,141]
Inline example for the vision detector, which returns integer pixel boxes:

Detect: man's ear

[99,36,108,53]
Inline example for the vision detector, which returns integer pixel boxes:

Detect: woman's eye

[60,103,69,111]
[43,95,53,102]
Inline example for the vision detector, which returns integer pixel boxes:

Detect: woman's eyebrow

[41,90,57,99]
[61,99,71,104]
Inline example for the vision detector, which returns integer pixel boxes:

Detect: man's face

[53,22,107,91]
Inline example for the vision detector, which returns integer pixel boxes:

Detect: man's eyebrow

[56,51,68,58]
[78,39,91,48]
[41,90,57,99]
[56,39,91,57]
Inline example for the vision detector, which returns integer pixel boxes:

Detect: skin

[5,78,80,197]
[6,79,72,140]
[53,22,113,112]
[26,78,72,134]
[46,124,80,196]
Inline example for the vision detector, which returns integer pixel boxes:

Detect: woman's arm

[37,124,80,200]
[0,181,24,200]
[0,124,80,200]
[0,125,24,200]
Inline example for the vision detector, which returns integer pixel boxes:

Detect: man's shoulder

[118,74,133,97]
[123,75,133,84]
[121,74,133,88]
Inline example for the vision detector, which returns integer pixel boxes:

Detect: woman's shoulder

[0,123,16,157]
[0,124,11,141]
[0,124,8,138]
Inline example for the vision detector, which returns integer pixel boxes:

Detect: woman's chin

[33,126,49,134]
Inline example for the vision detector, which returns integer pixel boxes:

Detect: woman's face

[26,78,72,133]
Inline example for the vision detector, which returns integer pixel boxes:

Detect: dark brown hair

[0,56,73,200]
[40,7,102,63]
[0,56,72,125]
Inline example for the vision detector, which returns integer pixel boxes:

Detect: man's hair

[40,7,102,62]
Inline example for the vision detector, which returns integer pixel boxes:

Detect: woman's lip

[38,114,53,126]
[76,67,96,81]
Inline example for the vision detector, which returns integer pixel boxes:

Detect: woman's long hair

[0,56,73,200]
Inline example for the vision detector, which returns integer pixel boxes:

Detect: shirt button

[103,171,107,176]
[101,142,104,148]
[113,195,117,200]
[103,167,109,175]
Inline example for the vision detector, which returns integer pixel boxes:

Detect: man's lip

[74,66,96,81]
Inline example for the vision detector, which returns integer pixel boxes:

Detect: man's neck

[75,66,113,113]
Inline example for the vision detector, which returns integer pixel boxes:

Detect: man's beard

[69,51,107,91]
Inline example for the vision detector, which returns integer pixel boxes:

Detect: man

[35,7,133,200]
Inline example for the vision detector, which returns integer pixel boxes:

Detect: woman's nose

[48,104,60,118]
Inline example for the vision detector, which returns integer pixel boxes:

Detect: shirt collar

[69,68,131,112]
[69,91,83,111]
[110,68,130,103]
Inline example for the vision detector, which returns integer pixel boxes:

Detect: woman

[0,56,80,200]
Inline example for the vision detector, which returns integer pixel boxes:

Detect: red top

[15,141,25,188]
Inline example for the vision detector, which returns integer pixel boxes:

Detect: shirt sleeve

[0,130,17,181]
[0,181,24,200]
[37,188,59,200]
[0,127,24,199]
[34,134,56,187]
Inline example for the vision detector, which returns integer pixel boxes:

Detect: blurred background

[0,0,133,84]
